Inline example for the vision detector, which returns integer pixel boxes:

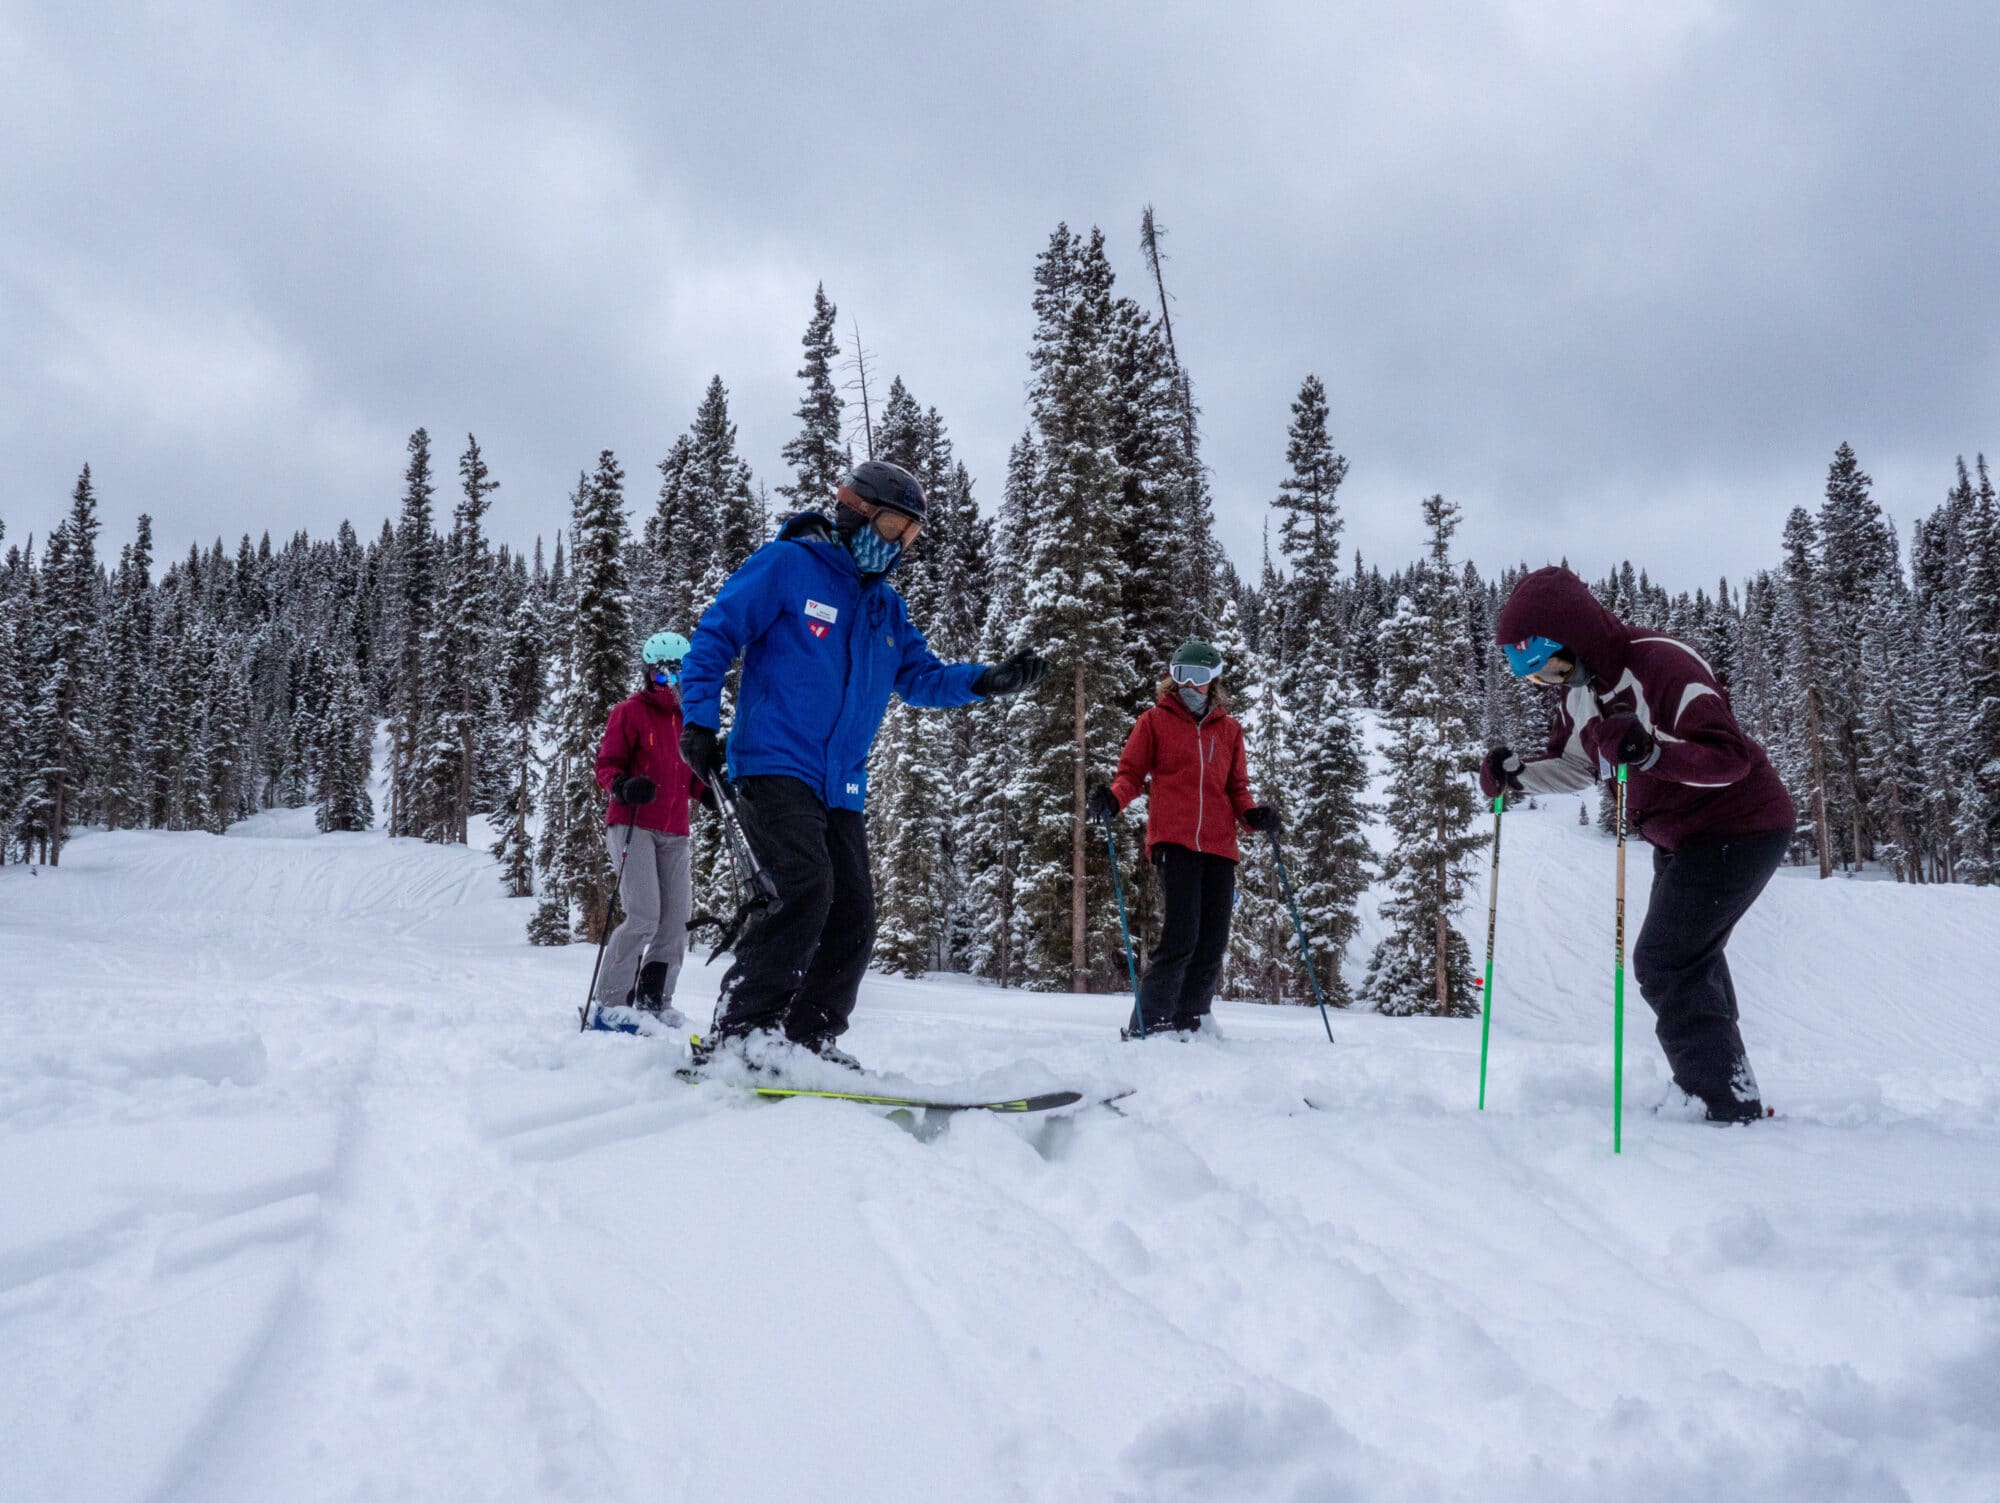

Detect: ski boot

[630,961,687,1029]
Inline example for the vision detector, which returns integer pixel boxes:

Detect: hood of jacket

[1496,566,1633,687]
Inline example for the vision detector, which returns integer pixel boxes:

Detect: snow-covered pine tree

[1276,625,1373,1006]
[1814,443,1897,868]
[386,428,438,838]
[36,467,104,863]
[961,434,1039,986]
[490,589,546,897]
[1776,507,1838,875]
[1361,495,1484,1018]
[100,515,155,830]
[777,284,846,511]
[1273,374,1347,635]
[419,435,501,844]
[313,650,374,834]
[1010,224,1135,992]
[540,452,634,943]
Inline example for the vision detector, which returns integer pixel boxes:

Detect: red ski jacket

[1109,692,1257,862]
[595,686,703,835]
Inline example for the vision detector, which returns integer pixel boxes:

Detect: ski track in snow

[3,798,1998,1502]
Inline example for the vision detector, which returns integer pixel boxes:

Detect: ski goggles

[1501,636,1567,681]
[846,498,923,544]
[648,662,682,687]
[1169,661,1223,686]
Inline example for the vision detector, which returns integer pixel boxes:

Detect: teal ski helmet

[642,630,691,687]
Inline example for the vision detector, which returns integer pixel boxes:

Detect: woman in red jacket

[1087,640,1280,1038]
[592,630,706,1024]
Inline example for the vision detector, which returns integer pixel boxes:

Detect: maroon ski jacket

[1109,692,1257,862]
[1495,567,1794,851]
[594,685,703,835]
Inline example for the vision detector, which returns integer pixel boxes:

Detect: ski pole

[1478,793,1503,1110]
[1105,823,1144,1037]
[1268,828,1335,1044]
[580,803,640,1032]
[1613,762,1628,1154]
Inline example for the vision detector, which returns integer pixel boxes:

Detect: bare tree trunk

[1071,662,1089,994]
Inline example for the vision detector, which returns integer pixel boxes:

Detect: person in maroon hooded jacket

[592,630,708,1024]
[1087,639,1281,1038]
[1484,566,1796,1123]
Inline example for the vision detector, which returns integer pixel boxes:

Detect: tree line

[4,216,1995,1016]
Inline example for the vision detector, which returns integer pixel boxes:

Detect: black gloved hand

[695,778,718,811]
[1241,804,1282,834]
[613,774,657,806]
[973,650,1049,698]
[1479,746,1525,799]
[1583,714,1656,772]
[680,724,724,781]
[1086,783,1121,826]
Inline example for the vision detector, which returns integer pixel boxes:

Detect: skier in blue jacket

[679,460,1047,1071]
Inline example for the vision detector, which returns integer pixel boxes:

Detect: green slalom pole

[1477,794,1503,1110]
[1613,762,1628,1154]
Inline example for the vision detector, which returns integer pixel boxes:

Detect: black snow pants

[1133,842,1237,1033]
[1632,828,1789,1116]
[715,775,875,1044]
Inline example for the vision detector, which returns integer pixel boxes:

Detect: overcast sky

[4,1,1996,598]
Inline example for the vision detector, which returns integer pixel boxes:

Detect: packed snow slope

[4,798,1998,1502]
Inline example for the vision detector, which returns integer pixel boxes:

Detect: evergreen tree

[386,428,438,837]
[490,590,547,898]
[778,284,847,510]
[1362,496,1483,1018]
[420,435,501,843]
[1008,224,1134,991]
[536,453,634,943]
[1273,374,1347,629]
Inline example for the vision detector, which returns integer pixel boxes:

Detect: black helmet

[838,460,927,523]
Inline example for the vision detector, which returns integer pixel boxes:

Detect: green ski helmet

[642,630,691,687]
[1168,639,1224,687]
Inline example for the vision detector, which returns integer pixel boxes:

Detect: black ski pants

[1632,828,1788,1112]
[1133,842,1237,1032]
[716,775,875,1044]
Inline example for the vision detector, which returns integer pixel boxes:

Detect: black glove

[1583,714,1657,772]
[1479,746,1525,799]
[1086,783,1121,826]
[695,779,718,811]
[680,724,724,781]
[1241,804,1281,834]
[973,650,1049,698]
[612,774,656,806]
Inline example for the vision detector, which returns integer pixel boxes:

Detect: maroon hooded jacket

[1495,566,1794,851]
[1109,692,1257,861]
[594,685,702,835]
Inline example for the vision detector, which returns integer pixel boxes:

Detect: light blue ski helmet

[642,630,691,665]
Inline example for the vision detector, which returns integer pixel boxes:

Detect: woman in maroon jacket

[1087,640,1280,1038]
[1483,567,1795,1123]
[592,630,706,1023]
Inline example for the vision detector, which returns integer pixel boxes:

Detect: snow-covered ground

[4,790,1998,1502]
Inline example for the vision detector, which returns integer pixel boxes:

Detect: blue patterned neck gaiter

[1179,684,1210,716]
[845,525,902,575]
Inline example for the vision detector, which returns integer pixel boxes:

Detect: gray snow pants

[595,827,693,1008]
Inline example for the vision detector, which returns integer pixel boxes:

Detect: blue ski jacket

[680,513,987,811]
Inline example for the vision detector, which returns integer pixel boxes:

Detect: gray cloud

[3,1,1994,597]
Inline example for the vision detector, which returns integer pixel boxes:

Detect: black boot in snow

[631,961,686,1027]
[794,1034,865,1073]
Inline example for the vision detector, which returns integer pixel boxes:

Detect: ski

[674,1073,1093,1114]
